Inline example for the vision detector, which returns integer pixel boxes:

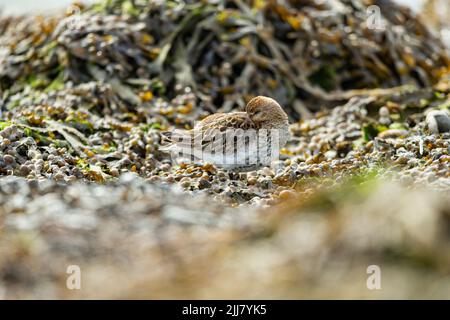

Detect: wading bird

[161,96,290,171]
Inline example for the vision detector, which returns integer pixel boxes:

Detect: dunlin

[161,96,290,171]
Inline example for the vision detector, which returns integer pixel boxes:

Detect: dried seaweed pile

[1,0,449,117]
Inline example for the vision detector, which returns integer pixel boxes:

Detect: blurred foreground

[1,174,450,299]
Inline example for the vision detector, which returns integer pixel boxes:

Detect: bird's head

[245,96,288,126]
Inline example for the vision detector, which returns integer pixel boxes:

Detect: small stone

[426,110,450,134]
[379,106,390,117]
[198,178,211,189]
[180,177,191,188]
[19,165,31,176]
[247,177,257,185]
[54,172,65,181]
[257,177,273,189]
[165,175,175,183]
[279,189,297,200]
[259,167,274,177]
[395,156,409,165]
[160,163,171,172]
[378,129,408,139]
[379,116,391,126]
[3,154,15,165]
[324,150,337,160]
[110,168,120,177]
[217,171,227,181]
[148,175,160,182]
[0,131,7,138]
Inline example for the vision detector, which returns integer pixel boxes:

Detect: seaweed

[0,0,449,119]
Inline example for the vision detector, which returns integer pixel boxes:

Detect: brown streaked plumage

[245,96,289,128]
[161,96,290,171]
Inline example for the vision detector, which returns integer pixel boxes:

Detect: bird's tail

[159,130,197,157]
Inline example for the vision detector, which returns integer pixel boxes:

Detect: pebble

[3,154,15,165]
[279,189,297,200]
[160,163,171,172]
[180,177,191,188]
[110,168,120,177]
[379,106,390,117]
[54,172,65,181]
[378,129,408,139]
[426,110,450,134]
[198,178,211,189]
[19,165,31,176]
[148,175,160,182]
[257,177,273,189]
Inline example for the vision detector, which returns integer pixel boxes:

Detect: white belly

[164,126,290,171]
[201,127,290,170]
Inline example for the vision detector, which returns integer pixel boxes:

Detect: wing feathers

[160,112,279,167]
